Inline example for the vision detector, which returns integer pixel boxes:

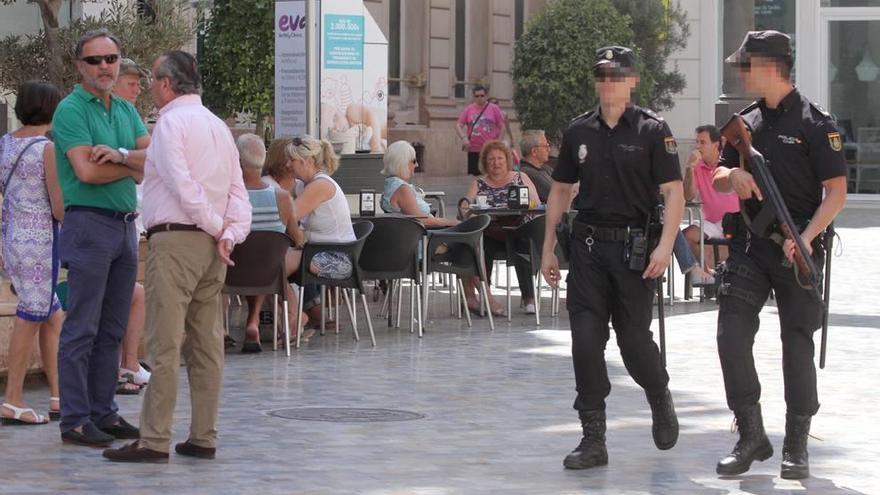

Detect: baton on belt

[657,277,666,368]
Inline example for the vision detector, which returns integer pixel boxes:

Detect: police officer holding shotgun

[541,46,684,470]
[712,31,847,479]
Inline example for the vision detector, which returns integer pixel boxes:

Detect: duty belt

[571,221,642,243]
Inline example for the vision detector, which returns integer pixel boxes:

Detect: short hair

[155,50,201,96]
[694,125,721,143]
[237,133,266,169]
[119,58,147,78]
[15,80,62,126]
[478,140,513,175]
[382,140,416,178]
[520,129,546,158]
[264,137,293,180]
[472,85,487,95]
[286,135,339,175]
[75,29,121,59]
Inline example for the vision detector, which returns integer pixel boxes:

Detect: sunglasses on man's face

[80,54,120,65]
[474,94,486,98]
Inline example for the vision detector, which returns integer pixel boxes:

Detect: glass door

[821,10,880,192]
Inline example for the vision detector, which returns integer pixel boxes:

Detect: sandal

[48,396,60,421]
[1,402,49,425]
[116,374,142,395]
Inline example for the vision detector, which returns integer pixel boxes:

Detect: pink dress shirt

[694,159,740,223]
[142,95,251,244]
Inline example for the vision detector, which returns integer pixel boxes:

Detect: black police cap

[592,46,637,72]
[725,30,792,66]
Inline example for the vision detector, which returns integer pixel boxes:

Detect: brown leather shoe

[103,441,169,463]
[175,440,216,459]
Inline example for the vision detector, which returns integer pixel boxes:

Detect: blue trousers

[673,230,699,274]
[57,210,138,432]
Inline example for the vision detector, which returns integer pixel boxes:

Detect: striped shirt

[247,186,285,233]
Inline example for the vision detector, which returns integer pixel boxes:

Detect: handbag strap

[467,104,491,141]
[1,137,48,196]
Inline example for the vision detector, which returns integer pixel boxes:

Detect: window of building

[454,0,466,98]
[389,0,401,96]
[515,0,525,40]
[722,0,797,95]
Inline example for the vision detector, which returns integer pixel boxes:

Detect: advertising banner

[274,0,308,137]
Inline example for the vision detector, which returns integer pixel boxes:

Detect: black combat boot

[716,403,774,476]
[780,412,812,479]
[647,388,679,450]
[563,410,608,470]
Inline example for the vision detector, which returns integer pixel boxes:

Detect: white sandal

[1,402,49,425]
[119,365,150,386]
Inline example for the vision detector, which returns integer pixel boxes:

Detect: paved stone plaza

[1,199,878,494]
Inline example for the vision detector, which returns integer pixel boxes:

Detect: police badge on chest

[578,144,588,164]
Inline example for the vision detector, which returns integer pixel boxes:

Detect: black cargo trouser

[566,234,668,412]
[716,231,824,416]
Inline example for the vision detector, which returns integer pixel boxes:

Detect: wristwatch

[117,147,129,165]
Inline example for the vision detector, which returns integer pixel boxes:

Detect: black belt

[66,205,138,223]
[145,223,204,239]
[571,221,643,242]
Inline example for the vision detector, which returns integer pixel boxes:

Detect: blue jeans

[57,210,138,432]
[673,230,699,274]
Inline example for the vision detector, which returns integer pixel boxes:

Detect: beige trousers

[139,231,226,452]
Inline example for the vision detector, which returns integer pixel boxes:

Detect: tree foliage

[199,0,274,136]
[512,0,690,141]
[0,0,197,116]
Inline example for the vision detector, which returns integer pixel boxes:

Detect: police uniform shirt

[719,88,847,221]
[552,105,682,226]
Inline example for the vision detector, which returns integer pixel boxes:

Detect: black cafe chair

[223,231,294,352]
[289,221,375,353]
[359,216,427,337]
[423,214,494,330]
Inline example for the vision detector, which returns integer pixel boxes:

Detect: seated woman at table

[238,134,310,352]
[263,137,334,330]
[286,134,356,280]
[461,140,540,316]
[381,140,457,228]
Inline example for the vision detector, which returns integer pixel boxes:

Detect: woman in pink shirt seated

[683,125,740,270]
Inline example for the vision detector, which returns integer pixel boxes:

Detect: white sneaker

[120,365,151,386]
[524,303,536,314]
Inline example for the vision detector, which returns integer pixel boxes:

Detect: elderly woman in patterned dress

[0,81,64,425]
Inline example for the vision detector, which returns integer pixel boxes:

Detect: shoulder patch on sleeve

[664,136,678,154]
[828,132,842,152]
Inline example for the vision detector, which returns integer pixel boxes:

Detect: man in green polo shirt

[52,29,150,448]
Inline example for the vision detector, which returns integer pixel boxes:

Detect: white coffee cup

[475,195,489,208]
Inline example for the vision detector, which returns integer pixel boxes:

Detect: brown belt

[145,223,204,239]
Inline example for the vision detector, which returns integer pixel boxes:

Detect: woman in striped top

[238,134,308,352]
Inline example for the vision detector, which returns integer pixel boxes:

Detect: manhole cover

[268,407,425,422]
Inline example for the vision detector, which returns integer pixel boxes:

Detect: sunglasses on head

[292,136,304,147]
[80,54,120,65]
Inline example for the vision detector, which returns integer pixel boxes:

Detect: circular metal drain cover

[268,407,425,423]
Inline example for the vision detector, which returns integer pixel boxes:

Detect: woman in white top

[288,135,355,279]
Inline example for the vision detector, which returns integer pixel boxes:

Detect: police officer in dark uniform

[541,46,684,470]
[712,31,848,479]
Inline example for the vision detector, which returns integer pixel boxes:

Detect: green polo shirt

[52,84,147,212]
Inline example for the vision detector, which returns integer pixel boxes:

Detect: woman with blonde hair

[287,135,355,280]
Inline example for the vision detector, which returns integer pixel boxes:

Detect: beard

[83,71,118,93]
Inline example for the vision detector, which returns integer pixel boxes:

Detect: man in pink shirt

[104,50,251,463]
[456,85,506,175]
[683,125,740,270]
